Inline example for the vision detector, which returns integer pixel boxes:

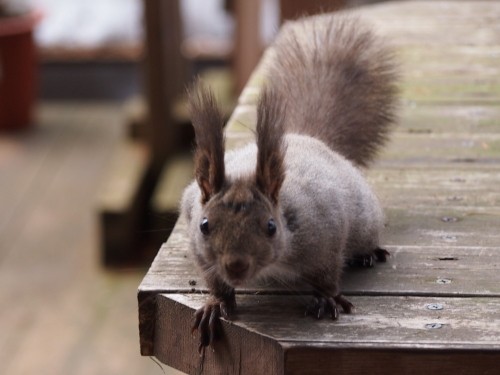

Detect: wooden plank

[165,294,500,349]
[370,169,500,209]
[226,131,500,164]
[225,100,500,161]
[139,217,500,297]
[383,206,500,248]
[98,141,149,213]
[398,104,500,135]
[97,140,151,265]
[0,103,125,259]
[380,133,500,163]
[350,1,500,49]
[342,245,500,297]
[151,156,193,215]
[153,293,500,374]
[150,155,193,245]
[0,103,98,370]
[283,347,500,375]
[0,108,68,261]
[398,45,500,104]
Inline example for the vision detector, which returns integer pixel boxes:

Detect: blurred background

[0,0,385,374]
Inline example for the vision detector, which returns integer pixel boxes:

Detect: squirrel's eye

[267,218,277,236]
[200,217,209,235]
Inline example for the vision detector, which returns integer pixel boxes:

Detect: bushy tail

[266,15,398,167]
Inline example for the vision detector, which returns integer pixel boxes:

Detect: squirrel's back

[267,15,398,167]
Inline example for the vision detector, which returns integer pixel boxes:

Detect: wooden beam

[232,0,263,94]
[143,0,185,177]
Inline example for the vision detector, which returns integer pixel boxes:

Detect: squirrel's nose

[225,259,249,276]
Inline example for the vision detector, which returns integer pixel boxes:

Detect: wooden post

[99,0,185,265]
[143,0,185,178]
[280,0,345,22]
[232,0,263,94]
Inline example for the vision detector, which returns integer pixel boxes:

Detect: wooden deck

[138,1,500,374]
[0,103,181,374]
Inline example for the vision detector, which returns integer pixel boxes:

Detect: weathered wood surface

[154,293,500,374]
[138,1,500,374]
[0,103,169,374]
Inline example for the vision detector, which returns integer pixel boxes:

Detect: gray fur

[182,134,383,294]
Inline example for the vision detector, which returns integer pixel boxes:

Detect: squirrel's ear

[256,86,286,205]
[188,81,226,204]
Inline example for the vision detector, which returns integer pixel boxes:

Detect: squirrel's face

[197,180,286,287]
[187,83,287,287]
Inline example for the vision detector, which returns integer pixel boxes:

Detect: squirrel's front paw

[305,293,354,320]
[191,295,236,353]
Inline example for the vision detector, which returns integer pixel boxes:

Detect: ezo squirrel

[181,15,398,352]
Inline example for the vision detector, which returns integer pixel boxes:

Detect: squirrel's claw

[192,296,236,354]
[373,247,390,262]
[306,294,352,320]
[334,294,354,314]
[192,302,222,354]
[306,295,338,320]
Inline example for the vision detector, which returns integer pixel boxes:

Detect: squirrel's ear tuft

[255,86,287,204]
[188,81,226,204]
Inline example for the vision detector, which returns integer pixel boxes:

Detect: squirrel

[181,14,398,352]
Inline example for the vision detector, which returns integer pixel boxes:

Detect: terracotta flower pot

[0,11,40,131]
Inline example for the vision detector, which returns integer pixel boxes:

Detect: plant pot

[0,11,40,131]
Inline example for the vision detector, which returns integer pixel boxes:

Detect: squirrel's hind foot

[305,293,354,320]
[347,247,390,268]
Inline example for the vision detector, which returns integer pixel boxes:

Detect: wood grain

[155,294,500,374]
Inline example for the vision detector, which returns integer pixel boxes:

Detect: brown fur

[255,87,287,204]
[267,16,398,166]
[188,82,226,203]
[185,83,287,288]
